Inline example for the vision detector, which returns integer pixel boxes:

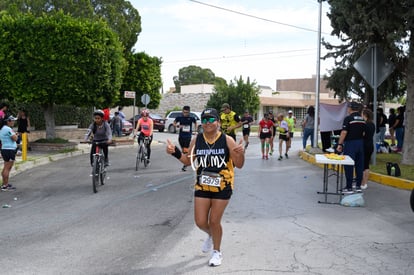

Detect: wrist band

[172,146,182,159]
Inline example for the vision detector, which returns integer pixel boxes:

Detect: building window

[303,94,311,100]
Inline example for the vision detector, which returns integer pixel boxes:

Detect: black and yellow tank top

[193,132,234,192]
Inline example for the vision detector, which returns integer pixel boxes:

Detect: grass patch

[370,153,414,181]
[34,137,70,143]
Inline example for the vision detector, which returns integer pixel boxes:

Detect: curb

[299,151,414,190]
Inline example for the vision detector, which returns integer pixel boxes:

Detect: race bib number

[243,124,249,128]
[182,125,191,132]
[262,127,269,133]
[200,174,221,187]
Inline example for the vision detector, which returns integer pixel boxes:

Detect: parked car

[121,120,133,136]
[165,111,203,134]
[128,113,165,132]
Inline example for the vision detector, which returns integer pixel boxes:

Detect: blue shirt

[0,125,17,150]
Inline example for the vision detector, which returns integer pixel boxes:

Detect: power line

[188,0,331,35]
[164,48,321,64]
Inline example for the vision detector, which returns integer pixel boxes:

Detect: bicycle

[91,141,108,193]
[136,135,150,171]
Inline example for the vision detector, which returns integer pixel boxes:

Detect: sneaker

[285,153,289,159]
[1,184,16,191]
[16,150,22,156]
[341,188,354,195]
[278,156,283,161]
[265,155,268,160]
[361,184,368,190]
[202,235,213,253]
[269,149,273,156]
[262,155,265,159]
[209,250,222,266]
[181,165,187,172]
[355,187,362,193]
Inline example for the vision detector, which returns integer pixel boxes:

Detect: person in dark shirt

[389,106,405,153]
[166,108,245,267]
[388,108,396,146]
[361,109,375,189]
[240,110,254,149]
[173,105,197,171]
[337,102,366,194]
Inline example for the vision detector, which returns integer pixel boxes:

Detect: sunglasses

[201,117,217,124]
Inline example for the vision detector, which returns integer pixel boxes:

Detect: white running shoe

[202,235,213,253]
[209,250,222,266]
[361,184,368,190]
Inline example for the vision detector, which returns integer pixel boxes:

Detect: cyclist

[134,109,154,163]
[173,105,197,171]
[85,109,112,166]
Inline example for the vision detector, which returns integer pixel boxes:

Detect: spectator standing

[376,108,387,144]
[0,116,18,191]
[258,113,273,159]
[17,110,31,153]
[390,106,405,153]
[103,107,111,122]
[0,103,8,120]
[387,108,396,146]
[173,105,197,171]
[220,103,241,141]
[336,102,366,194]
[111,112,122,137]
[302,106,315,149]
[361,109,375,189]
[276,113,290,160]
[240,110,254,149]
[166,107,245,267]
[118,106,126,121]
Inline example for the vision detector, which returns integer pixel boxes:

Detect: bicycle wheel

[92,157,99,193]
[136,146,142,171]
[100,157,106,186]
[142,146,148,168]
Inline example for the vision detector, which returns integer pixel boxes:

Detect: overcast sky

[129,0,339,91]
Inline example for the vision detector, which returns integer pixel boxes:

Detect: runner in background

[240,110,254,149]
[173,105,197,171]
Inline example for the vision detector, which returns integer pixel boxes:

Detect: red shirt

[103,108,110,122]
[259,119,274,134]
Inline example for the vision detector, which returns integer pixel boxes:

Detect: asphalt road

[0,133,413,275]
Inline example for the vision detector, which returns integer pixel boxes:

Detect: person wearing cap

[240,110,254,149]
[0,115,18,191]
[286,110,296,150]
[84,109,113,166]
[276,113,290,160]
[336,102,366,194]
[173,105,197,171]
[166,107,245,267]
[220,103,241,141]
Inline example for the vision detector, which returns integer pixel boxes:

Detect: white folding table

[315,154,355,204]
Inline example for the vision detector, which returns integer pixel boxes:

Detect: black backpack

[386,162,401,177]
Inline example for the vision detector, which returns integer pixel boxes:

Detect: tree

[0,0,141,52]
[208,76,260,116]
[119,52,162,109]
[0,11,125,139]
[324,0,413,164]
[173,65,216,93]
